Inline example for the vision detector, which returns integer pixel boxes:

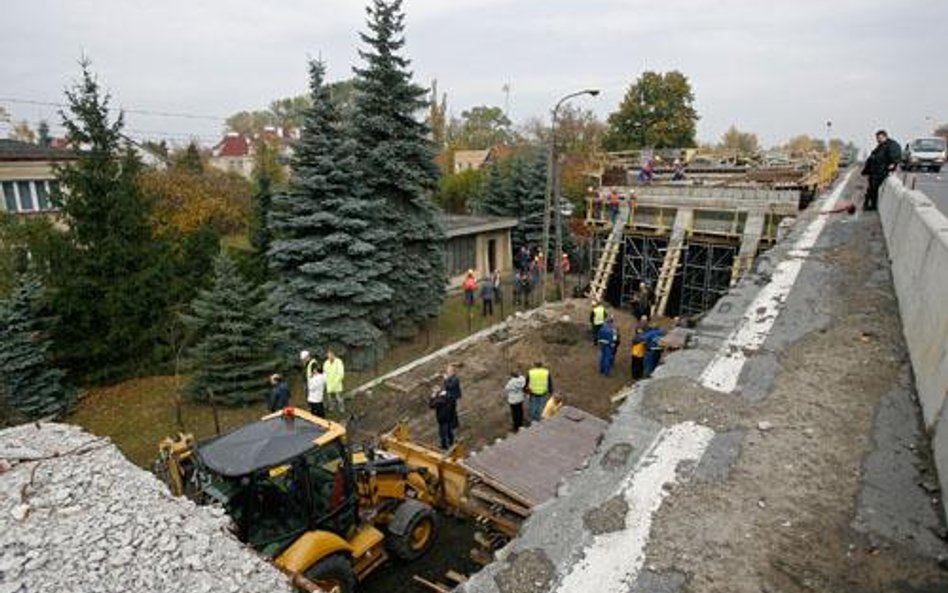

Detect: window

[35,181,50,210]
[2,181,15,212]
[16,181,34,211]
[446,236,476,276]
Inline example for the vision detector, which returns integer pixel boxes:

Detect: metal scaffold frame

[679,242,736,316]
[621,235,665,307]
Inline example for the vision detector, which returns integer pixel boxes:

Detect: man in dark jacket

[430,364,461,449]
[267,374,290,412]
[861,130,901,211]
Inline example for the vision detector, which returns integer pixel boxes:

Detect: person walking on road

[323,350,346,414]
[861,129,901,211]
[590,301,607,345]
[480,274,495,316]
[526,361,554,422]
[307,364,327,418]
[267,373,289,412]
[503,371,527,431]
[598,317,619,376]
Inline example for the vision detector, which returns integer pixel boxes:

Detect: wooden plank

[469,485,532,517]
[445,570,468,584]
[412,575,451,593]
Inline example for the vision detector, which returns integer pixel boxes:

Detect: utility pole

[541,88,600,304]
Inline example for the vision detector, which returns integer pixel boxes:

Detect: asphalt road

[902,169,948,217]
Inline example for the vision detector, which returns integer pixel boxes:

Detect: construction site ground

[347,303,636,454]
[461,171,948,593]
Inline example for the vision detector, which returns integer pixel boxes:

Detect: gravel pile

[0,422,295,593]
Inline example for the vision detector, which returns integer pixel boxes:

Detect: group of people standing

[502,361,561,432]
[590,299,665,381]
[300,349,346,418]
[266,350,347,418]
[463,269,502,316]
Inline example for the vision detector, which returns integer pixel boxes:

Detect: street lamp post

[825,120,832,154]
[541,88,600,304]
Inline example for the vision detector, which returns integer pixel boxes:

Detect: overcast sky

[2,0,945,151]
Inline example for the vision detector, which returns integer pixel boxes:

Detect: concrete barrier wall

[878,177,948,518]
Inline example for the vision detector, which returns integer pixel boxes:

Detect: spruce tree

[52,59,171,381]
[268,60,393,369]
[481,159,514,217]
[182,254,280,406]
[0,274,75,420]
[509,152,548,254]
[351,0,445,336]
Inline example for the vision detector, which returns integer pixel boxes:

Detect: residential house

[453,149,490,174]
[0,139,77,217]
[209,126,297,180]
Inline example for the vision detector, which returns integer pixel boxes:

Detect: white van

[902,137,946,172]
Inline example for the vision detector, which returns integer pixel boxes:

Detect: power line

[0,96,227,122]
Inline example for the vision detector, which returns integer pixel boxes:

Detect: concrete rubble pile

[0,422,294,593]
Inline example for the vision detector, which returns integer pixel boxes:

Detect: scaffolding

[679,241,736,316]
[620,235,665,307]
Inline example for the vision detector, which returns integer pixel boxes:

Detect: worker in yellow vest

[323,349,346,414]
[526,361,554,422]
[590,301,607,345]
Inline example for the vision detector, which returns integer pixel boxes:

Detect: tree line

[0,0,443,419]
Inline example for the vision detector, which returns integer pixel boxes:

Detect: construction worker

[590,301,607,345]
[630,326,647,380]
[640,325,666,378]
[597,317,619,376]
[526,361,553,422]
[609,189,620,224]
[323,349,346,414]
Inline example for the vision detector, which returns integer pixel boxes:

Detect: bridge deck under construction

[585,185,802,318]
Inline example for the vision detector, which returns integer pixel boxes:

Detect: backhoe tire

[387,502,437,561]
[304,554,356,593]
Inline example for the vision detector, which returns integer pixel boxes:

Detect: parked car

[902,137,946,172]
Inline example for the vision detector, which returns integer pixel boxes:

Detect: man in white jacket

[504,371,527,431]
[307,364,327,418]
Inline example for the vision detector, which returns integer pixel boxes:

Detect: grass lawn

[68,283,556,467]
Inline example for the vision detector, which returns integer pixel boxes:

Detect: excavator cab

[158,407,439,593]
[195,410,358,557]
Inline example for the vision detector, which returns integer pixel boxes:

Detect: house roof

[0,139,77,161]
[439,213,518,238]
[214,134,252,158]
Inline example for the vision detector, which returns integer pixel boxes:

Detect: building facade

[440,214,517,287]
[0,140,77,217]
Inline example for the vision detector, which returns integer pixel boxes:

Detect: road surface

[902,169,948,216]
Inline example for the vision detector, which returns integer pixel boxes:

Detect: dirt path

[348,301,636,454]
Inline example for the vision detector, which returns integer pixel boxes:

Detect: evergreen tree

[509,151,548,254]
[51,59,172,381]
[481,159,514,217]
[0,274,75,420]
[249,169,273,283]
[268,60,393,369]
[182,253,280,406]
[351,0,445,336]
